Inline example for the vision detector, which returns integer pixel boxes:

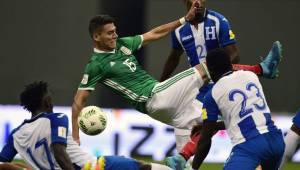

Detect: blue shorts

[196,82,214,102]
[224,130,285,170]
[103,156,140,170]
[293,108,300,128]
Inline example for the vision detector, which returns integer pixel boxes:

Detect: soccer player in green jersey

[71,0,212,145]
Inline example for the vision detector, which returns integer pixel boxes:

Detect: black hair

[206,48,233,82]
[88,15,115,39]
[20,81,48,113]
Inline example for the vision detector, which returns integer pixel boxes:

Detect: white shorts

[146,68,204,129]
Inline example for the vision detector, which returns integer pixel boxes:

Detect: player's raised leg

[232,41,283,79]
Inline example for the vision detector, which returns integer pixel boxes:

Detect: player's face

[186,0,206,22]
[94,23,118,51]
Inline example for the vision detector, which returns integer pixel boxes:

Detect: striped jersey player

[0,81,173,170]
[192,47,285,170]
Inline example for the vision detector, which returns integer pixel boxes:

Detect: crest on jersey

[81,74,89,85]
[110,62,116,67]
[58,126,67,138]
[120,46,132,55]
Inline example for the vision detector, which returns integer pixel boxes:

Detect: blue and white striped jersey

[202,71,278,146]
[171,10,236,67]
[0,112,95,170]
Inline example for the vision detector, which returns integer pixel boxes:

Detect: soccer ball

[78,106,107,136]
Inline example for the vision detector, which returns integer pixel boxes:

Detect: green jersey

[79,35,158,113]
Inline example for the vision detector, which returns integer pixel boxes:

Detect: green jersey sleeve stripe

[138,35,143,49]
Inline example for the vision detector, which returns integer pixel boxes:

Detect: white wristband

[179,17,186,25]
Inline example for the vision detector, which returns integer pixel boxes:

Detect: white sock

[279,129,300,169]
[284,129,300,158]
[174,128,192,152]
[151,163,173,170]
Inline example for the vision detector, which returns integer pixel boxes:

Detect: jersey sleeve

[171,31,182,50]
[202,89,221,122]
[118,35,143,53]
[78,62,105,91]
[0,133,17,162]
[49,113,69,146]
[218,17,237,47]
[293,108,300,129]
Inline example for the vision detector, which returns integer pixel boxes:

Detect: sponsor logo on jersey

[58,126,67,138]
[229,30,235,40]
[81,74,89,85]
[57,114,65,118]
[120,46,132,55]
[182,35,193,41]
[201,108,208,120]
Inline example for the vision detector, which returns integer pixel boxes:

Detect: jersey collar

[24,112,47,123]
[94,48,116,54]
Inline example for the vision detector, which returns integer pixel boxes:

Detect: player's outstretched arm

[142,0,200,46]
[51,143,74,170]
[232,41,283,79]
[0,162,32,170]
[72,90,91,145]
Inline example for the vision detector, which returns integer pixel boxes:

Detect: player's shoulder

[40,112,68,123]
[84,55,104,73]
[117,35,141,44]
[207,10,226,19]
[236,70,259,81]
[174,23,188,32]
[206,9,229,22]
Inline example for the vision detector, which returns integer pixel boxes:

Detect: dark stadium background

[0,0,299,169]
[0,0,299,112]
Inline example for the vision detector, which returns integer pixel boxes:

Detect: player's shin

[180,132,201,160]
[279,128,300,169]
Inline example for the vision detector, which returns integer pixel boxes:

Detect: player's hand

[185,0,201,22]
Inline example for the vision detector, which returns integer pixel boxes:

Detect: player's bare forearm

[142,0,200,45]
[71,102,81,141]
[71,90,90,143]
[0,163,28,170]
[12,162,33,170]
[142,20,183,45]
[52,143,74,170]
